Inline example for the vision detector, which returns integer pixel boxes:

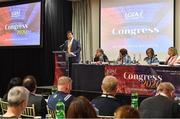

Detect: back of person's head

[119,48,128,56]
[23,75,37,93]
[67,96,97,118]
[8,86,29,107]
[114,105,140,118]
[57,76,72,93]
[156,82,175,99]
[101,76,118,95]
[6,77,22,93]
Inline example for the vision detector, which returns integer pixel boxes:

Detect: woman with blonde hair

[165,47,178,65]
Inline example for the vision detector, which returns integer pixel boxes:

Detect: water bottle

[131,92,138,109]
[133,54,136,64]
[138,53,141,62]
[51,85,57,94]
[56,99,65,119]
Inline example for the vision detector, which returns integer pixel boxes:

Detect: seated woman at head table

[144,48,159,65]
[116,48,131,65]
[165,47,178,65]
[94,48,109,63]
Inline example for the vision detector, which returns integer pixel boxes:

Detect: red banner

[105,65,161,96]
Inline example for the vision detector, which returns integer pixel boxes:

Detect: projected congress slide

[0,2,41,46]
[101,0,174,61]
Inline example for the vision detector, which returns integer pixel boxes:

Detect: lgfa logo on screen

[124,10,143,20]
[11,9,21,18]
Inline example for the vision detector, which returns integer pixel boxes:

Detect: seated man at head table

[143,48,159,65]
[139,82,180,118]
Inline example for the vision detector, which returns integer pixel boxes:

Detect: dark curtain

[0,0,72,97]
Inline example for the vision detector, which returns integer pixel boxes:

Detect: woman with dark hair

[114,105,140,118]
[116,48,131,64]
[67,96,97,118]
[3,77,22,101]
[144,48,159,64]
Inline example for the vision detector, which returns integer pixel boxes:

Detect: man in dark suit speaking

[63,31,81,63]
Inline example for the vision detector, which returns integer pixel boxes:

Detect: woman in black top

[94,48,108,62]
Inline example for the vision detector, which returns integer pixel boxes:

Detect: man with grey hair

[139,82,180,118]
[91,75,122,116]
[3,86,29,118]
[48,76,74,112]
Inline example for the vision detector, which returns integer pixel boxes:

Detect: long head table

[71,64,180,97]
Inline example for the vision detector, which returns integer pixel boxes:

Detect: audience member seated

[2,86,29,118]
[165,47,178,65]
[139,82,180,118]
[48,76,74,113]
[94,48,109,62]
[114,105,140,118]
[67,96,97,118]
[3,77,22,101]
[91,76,122,116]
[116,48,131,64]
[144,48,159,65]
[23,75,47,118]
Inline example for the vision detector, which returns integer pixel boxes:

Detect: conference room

[0,0,180,118]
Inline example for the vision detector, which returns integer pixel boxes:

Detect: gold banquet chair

[0,99,8,115]
[97,115,114,119]
[46,105,55,118]
[21,104,36,118]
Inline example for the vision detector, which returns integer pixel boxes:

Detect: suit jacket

[139,95,180,118]
[63,39,81,63]
[91,95,122,116]
[28,93,47,118]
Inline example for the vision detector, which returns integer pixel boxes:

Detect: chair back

[46,105,55,118]
[0,99,8,114]
[21,104,35,118]
[98,115,114,119]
